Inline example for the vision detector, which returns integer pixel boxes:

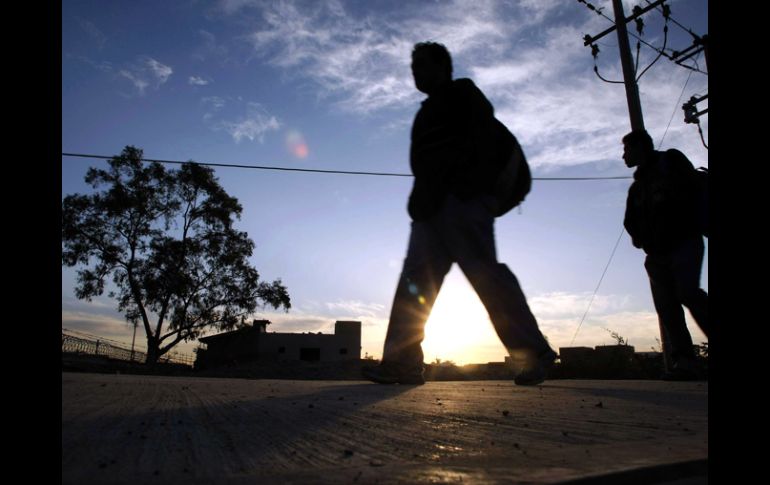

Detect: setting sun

[421,270,508,365]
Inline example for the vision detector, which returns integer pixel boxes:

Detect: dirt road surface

[62,372,707,484]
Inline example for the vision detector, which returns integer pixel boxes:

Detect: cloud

[62,310,135,345]
[147,58,173,83]
[324,300,386,319]
[253,314,332,334]
[239,0,707,169]
[189,76,211,86]
[193,30,229,61]
[200,96,281,142]
[466,23,637,169]
[245,0,515,114]
[520,290,694,354]
[536,310,659,353]
[241,0,570,116]
[471,14,708,169]
[517,0,567,23]
[119,70,150,94]
[72,55,114,73]
[528,291,629,319]
[62,294,117,313]
[219,0,261,15]
[223,117,280,143]
[119,57,173,95]
[75,17,107,49]
[201,98,222,121]
[201,96,226,110]
[217,105,281,143]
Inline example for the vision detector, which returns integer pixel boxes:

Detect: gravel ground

[62,372,708,484]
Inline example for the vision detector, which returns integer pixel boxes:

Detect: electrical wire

[658,52,697,149]
[636,24,668,81]
[579,0,707,75]
[62,152,632,181]
[697,122,708,149]
[644,0,703,39]
[593,65,625,84]
[569,225,626,346]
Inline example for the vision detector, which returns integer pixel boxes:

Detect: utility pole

[581,0,668,131]
[612,0,645,132]
[582,0,707,136]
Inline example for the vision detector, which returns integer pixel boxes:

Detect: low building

[594,344,636,367]
[195,320,361,369]
[556,345,639,379]
[558,347,595,367]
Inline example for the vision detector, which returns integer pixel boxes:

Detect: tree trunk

[145,337,161,366]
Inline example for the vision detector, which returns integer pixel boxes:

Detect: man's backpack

[490,118,531,217]
[695,166,708,237]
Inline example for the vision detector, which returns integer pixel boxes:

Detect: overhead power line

[570,225,626,346]
[659,57,695,149]
[580,0,708,75]
[60,152,631,181]
[62,152,632,181]
[644,0,702,39]
[62,152,412,178]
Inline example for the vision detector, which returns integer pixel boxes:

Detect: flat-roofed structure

[195,320,361,369]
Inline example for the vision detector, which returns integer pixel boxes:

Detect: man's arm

[624,185,642,249]
[410,124,455,178]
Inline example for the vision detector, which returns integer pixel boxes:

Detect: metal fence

[62,330,195,367]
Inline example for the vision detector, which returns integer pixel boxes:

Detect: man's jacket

[408,78,498,221]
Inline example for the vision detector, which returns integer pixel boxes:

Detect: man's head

[622,129,654,168]
[411,42,452,95]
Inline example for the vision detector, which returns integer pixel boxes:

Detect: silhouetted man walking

[622,130,708,380]
[363,42,556,386]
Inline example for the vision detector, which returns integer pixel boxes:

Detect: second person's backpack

[695,166,708,237]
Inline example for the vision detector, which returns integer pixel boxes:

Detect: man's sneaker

[514,349,557,386]
[662,359,702,381]
[362,362,425,385]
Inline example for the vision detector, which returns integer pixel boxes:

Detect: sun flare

[421,271,506,365]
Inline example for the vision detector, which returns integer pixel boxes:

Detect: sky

[62,0,708,365]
